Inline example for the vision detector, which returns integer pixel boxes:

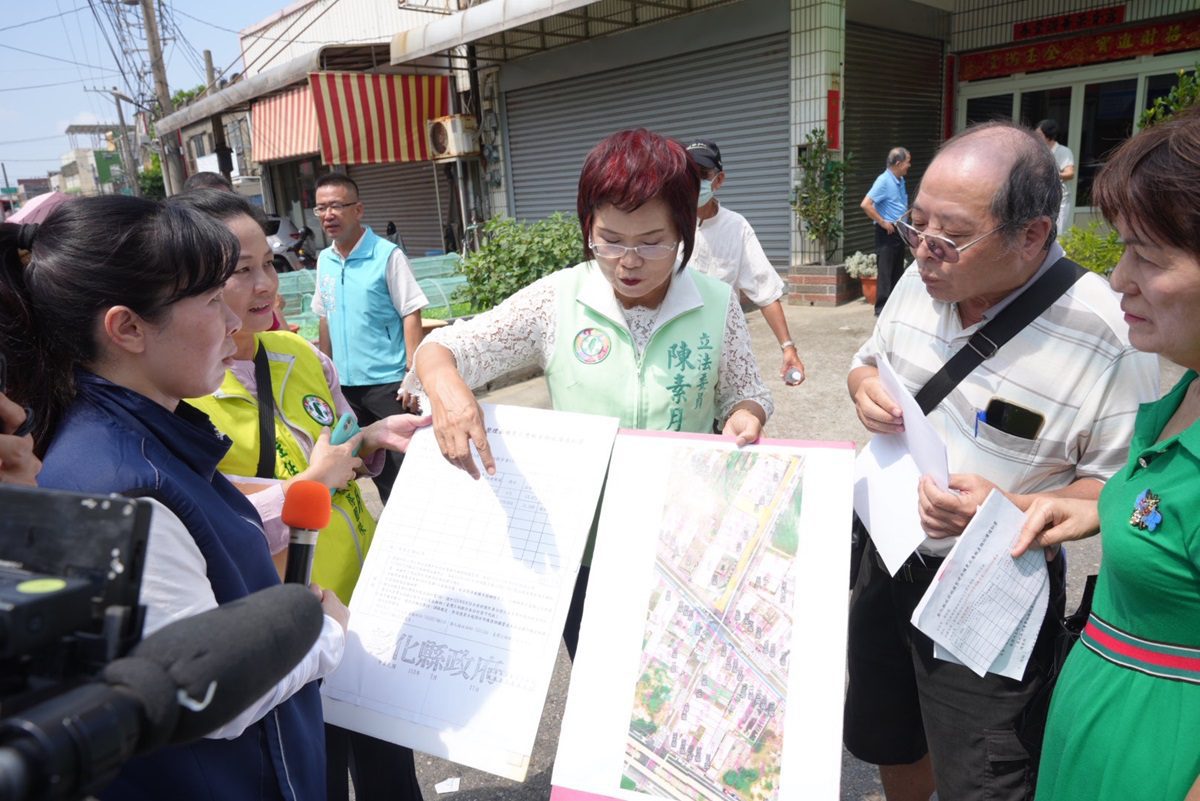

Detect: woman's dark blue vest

[37,372,326,801]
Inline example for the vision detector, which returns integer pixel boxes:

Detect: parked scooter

[385,220,407,255]
[266,215,317,272]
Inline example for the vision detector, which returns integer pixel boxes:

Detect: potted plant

[844,251,878,305]
[790,128,849,264]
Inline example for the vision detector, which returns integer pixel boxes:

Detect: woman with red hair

[414,129,773,653]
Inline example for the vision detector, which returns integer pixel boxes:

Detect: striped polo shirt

[851,245,1161,557]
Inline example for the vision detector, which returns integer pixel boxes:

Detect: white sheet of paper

[321,404,619,781]
[434,778,460,794]
[912,490,1049,679]
[875,353,949,488]
[853,438,926,575]
[851,354,950,575]
[551,432,856,801]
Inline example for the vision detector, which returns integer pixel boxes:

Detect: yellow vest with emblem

[189,331,375,603]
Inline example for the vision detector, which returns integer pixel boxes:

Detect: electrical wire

[214,0,345,88]
[84,0,137,100]
[0,135,69,146]
[54,0,109,124]
[0,5,87,34]
[0,78,106,92]
[0,40,119,72]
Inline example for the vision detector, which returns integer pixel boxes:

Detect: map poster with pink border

[551,431,855,801]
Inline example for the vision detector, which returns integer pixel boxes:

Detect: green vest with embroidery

[188,331,375,603]
[546,263,728,433]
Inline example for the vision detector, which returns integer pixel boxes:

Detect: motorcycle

[266,216,317,272]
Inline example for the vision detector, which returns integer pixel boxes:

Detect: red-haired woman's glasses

[894,217,1002,263]
[589,239,679,260]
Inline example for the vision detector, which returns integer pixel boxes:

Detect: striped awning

[250,84,321,163]
[307,72,451,165]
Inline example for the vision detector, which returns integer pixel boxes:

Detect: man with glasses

[311,173,427,503]
[843,122,1157,801]
[860,146,911,315]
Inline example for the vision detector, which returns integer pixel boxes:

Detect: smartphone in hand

[329,412,361,456]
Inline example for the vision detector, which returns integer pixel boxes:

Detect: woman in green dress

[1013,107,1200,800]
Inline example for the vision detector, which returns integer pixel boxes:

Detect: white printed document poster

[322,404,619,781]
[552,431,855,801]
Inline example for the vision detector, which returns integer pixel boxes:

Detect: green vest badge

[574,327,612,364]
[302,394,335,426]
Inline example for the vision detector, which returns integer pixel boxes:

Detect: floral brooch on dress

[1130,489,1163,532]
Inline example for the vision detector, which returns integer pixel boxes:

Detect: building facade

[154,0,1198,304]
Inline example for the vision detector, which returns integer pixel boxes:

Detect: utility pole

[139,0,184,195]
[204,49,233,184]
[86,87,141,197]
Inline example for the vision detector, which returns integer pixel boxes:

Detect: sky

[0,0,293,183]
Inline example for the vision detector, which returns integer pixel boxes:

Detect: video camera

[0,484,149,801]
[0,484,150,711]
[0,485,326,801]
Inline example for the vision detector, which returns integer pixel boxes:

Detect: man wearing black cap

[686,139,806,386]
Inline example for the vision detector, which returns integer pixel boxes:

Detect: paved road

[361,297,1180,801]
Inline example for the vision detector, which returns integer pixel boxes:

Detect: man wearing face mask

[686,140,806,385]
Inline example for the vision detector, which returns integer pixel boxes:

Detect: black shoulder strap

[253,342,277,479]
[913,256,1088,415]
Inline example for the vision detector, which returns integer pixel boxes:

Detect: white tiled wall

[790,0,846,266]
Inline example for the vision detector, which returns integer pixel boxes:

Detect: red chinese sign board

[961,17,1200,82]
[1013,6,1125,42]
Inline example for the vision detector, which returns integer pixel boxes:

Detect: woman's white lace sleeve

[414,276,558,390]
[717,291,774,422]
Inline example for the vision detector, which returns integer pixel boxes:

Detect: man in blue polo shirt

[860,147,911,315]
[312,173,427,503]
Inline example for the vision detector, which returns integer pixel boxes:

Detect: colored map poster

[622,447,800,799]
[552,431,855,801]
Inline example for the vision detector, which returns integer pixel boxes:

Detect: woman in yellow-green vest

[413,129,775,657]
[171,189,428,801]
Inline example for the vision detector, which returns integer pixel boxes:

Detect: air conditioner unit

[426,114,479,161]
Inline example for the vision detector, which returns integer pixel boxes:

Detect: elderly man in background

[860,146,911,315]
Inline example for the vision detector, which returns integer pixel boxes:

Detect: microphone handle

[283,528,319,586]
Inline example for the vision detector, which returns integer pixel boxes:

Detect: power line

[227,0,345,84]
[160,2,210,85]
[0,40,120,72]
[0,135,69,146]
[0,78,103,92]
[58,0,110,125]
[85,0,139,104]
[174,6,390,48]
[0,5,87,34]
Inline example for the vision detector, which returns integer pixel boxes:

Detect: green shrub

[1139,66,1199,129]
[790,128,849,264]
[1060,221,1123,277]
[456,213,583,311]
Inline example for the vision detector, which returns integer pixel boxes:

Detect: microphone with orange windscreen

[281,480,332,586]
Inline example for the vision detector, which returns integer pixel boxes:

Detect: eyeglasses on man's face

[589,239,679,261]
[895,215,1002,264]
[312,201,360,216]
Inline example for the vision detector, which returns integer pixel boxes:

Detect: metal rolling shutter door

[348,161,453,256]
[504,33,791,267]
[842,24,944,258]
